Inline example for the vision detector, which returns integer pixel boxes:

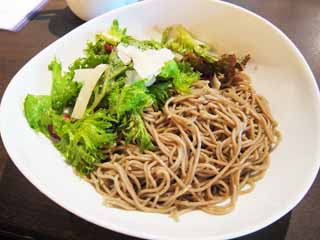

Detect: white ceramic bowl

[1,0,320,239]
[66,0,138,21]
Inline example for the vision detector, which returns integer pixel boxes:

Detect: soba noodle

[85,73,281,217]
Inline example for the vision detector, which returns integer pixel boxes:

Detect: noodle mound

[86,75,281,217]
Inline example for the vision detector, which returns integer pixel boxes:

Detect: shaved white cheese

[145,75,157,87]
[125,70,156,87]
[117,44,174,86]
[73,64,106,83]
[71,64,107,119]
[117,48,132,65]
[125,70,140,85]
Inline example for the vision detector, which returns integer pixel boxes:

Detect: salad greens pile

[24,20,249,175]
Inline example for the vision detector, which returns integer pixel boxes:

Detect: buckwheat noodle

[85,73,281,218]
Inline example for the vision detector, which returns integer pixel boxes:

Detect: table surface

[0,0,319,239]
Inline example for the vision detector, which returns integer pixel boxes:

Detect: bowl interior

[1,0,319,239]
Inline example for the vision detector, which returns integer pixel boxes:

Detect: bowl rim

[1,0,320,239]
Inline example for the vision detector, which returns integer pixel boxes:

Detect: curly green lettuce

[97,19,162,50]
[96,19,127,46]
[54,109,117,175]
[109,80,153,116]
[108,80,154,150]
[148,81,172,110]
[24,95,52,135]
[70,54,109,71]
[159,60,200,94]
[162,25,250,81]
[122,36,163,50]
[24,94,117,175]
[49,58,81,112]
[88,52,129,111]
[121,112,154,151]
[162,25,218,63]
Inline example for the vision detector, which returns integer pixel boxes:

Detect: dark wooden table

[0,1,319,239]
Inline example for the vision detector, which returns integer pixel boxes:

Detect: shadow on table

[32,7,84,37]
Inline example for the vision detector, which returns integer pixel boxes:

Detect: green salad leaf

[54,109,117,175]
[24,95,52,134]
[158,60,180,78]
[24,95,117,175]
[122,36,163,50]
[175,61,201,93]
[49,58,80,112]
[97,19,162,50]
[109,80,153,117]
[159,60,200,94]
[148,81,172,110]
[70,54,109,71]
[108,19,127,43]
[162,25,218,63]
[121,112,154,151]
[108,80,154,150]
[85,38,108,56]
[96,19,127,45]
[89,52,129,111]
[24,94,65,142]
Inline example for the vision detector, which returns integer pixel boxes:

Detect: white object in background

[66,0,138,21]
[0,0,47,31]
[0,0,320,239]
